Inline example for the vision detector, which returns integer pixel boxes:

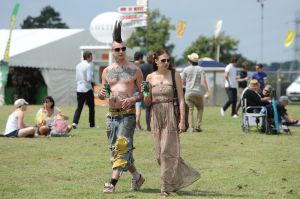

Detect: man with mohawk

[99,21,145,193]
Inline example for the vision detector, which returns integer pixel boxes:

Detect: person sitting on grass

[263,96,299,133]
[275,96,299,127]
[35,96,70,136]
[4,99,36,137]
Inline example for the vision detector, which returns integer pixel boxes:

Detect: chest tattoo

[107,66,136,80]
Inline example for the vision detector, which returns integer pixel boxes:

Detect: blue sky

[0,0,299,64]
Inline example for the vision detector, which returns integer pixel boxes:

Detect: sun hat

[187,53,199,63]
[248,79,259,89]
[14,98,29,107]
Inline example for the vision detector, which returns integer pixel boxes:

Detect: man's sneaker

[232,114,239,118]
[90,125,99,129]
[131,174,145,191]
[220,108,225,116]
[103,182,115,193]
[72,123,77,129]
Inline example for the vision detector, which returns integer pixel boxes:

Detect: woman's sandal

[160,191,170,197]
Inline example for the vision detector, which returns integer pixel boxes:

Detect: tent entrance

[5,67,47,105]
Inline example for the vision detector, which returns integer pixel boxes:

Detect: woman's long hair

[152,49,173,71]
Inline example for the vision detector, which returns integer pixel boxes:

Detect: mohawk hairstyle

[112,20,123,43]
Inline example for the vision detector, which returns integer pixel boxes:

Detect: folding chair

[241,99,268,134]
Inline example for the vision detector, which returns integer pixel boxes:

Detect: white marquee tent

[0,29,104,105]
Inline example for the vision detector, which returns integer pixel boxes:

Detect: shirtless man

[99,21,145,193]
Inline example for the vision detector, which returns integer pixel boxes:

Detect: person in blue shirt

[252,64,267,91]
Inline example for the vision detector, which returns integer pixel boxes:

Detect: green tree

[21,6,69,28]
[182,33,254,65]
[127,9,175,55]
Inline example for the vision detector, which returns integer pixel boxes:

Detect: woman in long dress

[143,49,200,197]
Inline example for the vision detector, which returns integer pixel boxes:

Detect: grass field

[0,105,299,199]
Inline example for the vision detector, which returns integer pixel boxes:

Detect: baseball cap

[14,99,29,107]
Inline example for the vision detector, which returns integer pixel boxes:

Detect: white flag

[214,20,223,38]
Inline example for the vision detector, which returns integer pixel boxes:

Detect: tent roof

[0,29,83,57]
[0,29,103,69]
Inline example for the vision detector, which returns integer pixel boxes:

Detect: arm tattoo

[106,66,137,80]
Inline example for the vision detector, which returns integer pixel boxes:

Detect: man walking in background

[221,57,238,118]
[236,62,249,113]
[139,52,153,131]
[134,52,153,131]
[181,53,209,132]
[72,51,96,129]
[133,51,144,131]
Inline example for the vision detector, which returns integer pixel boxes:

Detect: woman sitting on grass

[35,96,71,136]
[4,99,36,137]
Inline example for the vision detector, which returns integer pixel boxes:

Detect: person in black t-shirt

[236,62,249,113]
[260,84,273,106]
[241,79,261,113]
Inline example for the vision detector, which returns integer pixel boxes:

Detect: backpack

[51,118,69,136]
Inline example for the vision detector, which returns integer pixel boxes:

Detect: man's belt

[108,107,136,117]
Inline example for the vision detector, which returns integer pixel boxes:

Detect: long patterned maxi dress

[151,83,200,193]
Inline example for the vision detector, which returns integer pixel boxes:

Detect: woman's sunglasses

[160,59,170,63]
[113,47,126,52]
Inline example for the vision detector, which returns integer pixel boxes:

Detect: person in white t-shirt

[72,51,96,129]
[4,99,36,137]
[221,57,239,118]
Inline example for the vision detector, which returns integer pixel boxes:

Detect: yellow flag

[3,3,20,62]
[284,30,295,48]
[176,20,186,39]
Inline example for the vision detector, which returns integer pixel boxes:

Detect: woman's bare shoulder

[15,109,24,117]
[146,72,155,81]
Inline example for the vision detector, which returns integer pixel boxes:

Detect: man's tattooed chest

[107,66,136,80]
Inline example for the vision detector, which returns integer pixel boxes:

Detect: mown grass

[0,105,299,199]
